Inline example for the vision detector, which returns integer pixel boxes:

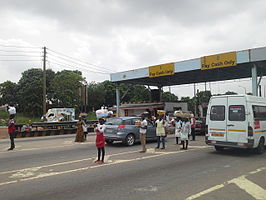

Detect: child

[95,118,106,164]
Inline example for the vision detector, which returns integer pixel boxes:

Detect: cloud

[1,0,266,97]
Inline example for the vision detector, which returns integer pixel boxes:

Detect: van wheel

[125,134,135,146]
[215,146,224,151]
[256,138,265,154]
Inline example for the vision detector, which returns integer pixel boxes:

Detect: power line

[48,56,110,74]
[0,44,41,49]
[0,59,41,61]
[0,49,41,53]
[48,59,110,75]
[49,60,110,75]
[47,54,109,73]
[0,54,42,57]
[47,48,114,73]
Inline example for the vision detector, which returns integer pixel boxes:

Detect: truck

[42,108,75,122]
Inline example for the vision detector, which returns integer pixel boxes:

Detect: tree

[180,96,194,111]
[161,92,178,102]
[51,70,84,108]
[0,81,18,106]
[16,69,52,116]
[16,68,55,116]
[224,91,237,95]
[87,82,107,111]
[87,81,151,111]
[196,91,212,104]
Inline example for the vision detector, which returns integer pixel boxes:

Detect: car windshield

[105,118,123,125]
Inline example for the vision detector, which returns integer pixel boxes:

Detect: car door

[208,97,227,142]
[226,97,247,143]
[146,120,156,140]
[130,118,141,140]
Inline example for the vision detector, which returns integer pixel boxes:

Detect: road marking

[186,166,266,200]
[186,184,226,200]
[135,186,158,192]
[0,141,95,154]
[229,176,266,200]
[0,146,209,186]
[0,150,139,175]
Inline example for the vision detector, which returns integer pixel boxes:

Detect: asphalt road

[0,134,265,200]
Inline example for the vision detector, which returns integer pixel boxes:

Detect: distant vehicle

[206,95,266,154]
[195,119,205,135]
[104,117,156,146]
[42,108,75,122]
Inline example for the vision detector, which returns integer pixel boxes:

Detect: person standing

[7,114,16,151]
[155,115,166,149]
[82,117,88,140]
[174,117,183,145]
[139,115,148,153]
[95,118,106,164]
[75,117,85,142]
[190,114,196,141]
[181,118,191,150]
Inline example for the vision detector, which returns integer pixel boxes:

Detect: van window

[210,106,225,121]
[252,105,266,120]
[229,105,245,121]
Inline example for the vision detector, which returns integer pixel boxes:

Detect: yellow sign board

[149,63,174,78]
[201,52,237,70]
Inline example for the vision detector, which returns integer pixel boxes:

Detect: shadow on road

[208,147,266,158]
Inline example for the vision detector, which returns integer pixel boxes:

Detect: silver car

[104,117,156,146]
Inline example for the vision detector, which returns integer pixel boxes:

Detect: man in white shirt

[139,115,147,153]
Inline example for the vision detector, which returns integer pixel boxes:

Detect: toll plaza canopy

[110,47,266,88]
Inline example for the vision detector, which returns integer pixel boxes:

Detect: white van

[206,95,266,154]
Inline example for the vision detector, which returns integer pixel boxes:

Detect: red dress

[8,119,16,134]
[96,130,105,148]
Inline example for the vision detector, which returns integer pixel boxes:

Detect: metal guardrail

[14,120,98,138]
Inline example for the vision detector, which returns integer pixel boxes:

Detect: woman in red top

[8,114,16,151]
[95,118,106,164]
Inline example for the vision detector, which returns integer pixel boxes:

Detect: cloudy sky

[1,0,266,97]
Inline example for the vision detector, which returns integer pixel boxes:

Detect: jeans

[9,131,15,149]
[156,136,165,148]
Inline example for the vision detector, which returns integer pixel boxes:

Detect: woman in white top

[155,116,166,149]
[180,118,191,150]
[174,117,183,145]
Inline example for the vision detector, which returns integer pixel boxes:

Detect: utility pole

[194,83,196,116]
[42,46,47,116]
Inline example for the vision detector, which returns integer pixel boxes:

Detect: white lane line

[229,176,266,200]
[0,146,207,186]
[0,150,139,175]
[186,184,227,200]
[185,166,266,200]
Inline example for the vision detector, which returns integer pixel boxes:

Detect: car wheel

[215,146,224,152]
[125,134,135,146]
[255,138,265,154]
[106,140,114,145]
